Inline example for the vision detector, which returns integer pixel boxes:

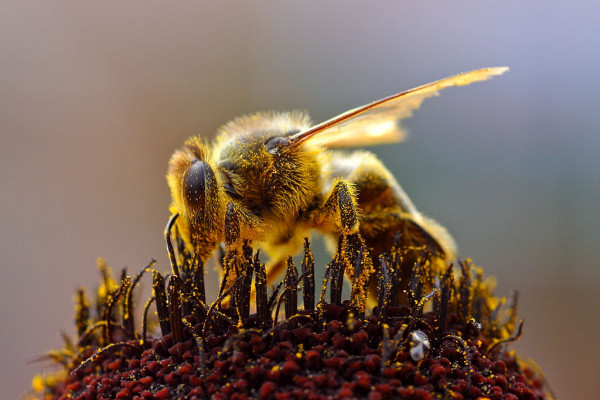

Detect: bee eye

[183,160,208,207]
[265,136,291,154]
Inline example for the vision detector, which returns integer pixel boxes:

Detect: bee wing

[290,67,509,148]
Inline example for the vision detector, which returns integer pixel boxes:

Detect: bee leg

[224,202,242,246]
[224,201,264,244]
[219,203,247,303]
[319,179,360,234]
[164,213,181,277]
[310,179,368,284]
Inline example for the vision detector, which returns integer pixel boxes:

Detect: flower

[31,230,553,399]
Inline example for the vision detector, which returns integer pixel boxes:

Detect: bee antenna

[165,213,181,277]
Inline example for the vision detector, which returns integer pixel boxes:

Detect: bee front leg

[221,202,258,298]
[223,202,264,245]
[308,179,369,283]
[224,202,242,246]
[316,179,360,234]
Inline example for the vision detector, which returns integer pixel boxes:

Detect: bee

[167,67,508,298]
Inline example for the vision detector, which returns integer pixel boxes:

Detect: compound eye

[183,160,208,208]
[265,136,291,155]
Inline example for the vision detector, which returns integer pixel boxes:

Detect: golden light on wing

[291,67,509,148]
[303,119,407,148]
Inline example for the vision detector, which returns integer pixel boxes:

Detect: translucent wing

[290,67,508,148]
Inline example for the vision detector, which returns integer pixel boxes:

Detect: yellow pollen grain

[31,375,44,392]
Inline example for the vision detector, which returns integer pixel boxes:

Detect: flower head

[31,228,553,399]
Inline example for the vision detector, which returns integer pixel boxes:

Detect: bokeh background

[2,2,599,398]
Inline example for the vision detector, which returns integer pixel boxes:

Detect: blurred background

[2,2,598,398]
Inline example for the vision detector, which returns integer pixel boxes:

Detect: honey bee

[167,67,508,297]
